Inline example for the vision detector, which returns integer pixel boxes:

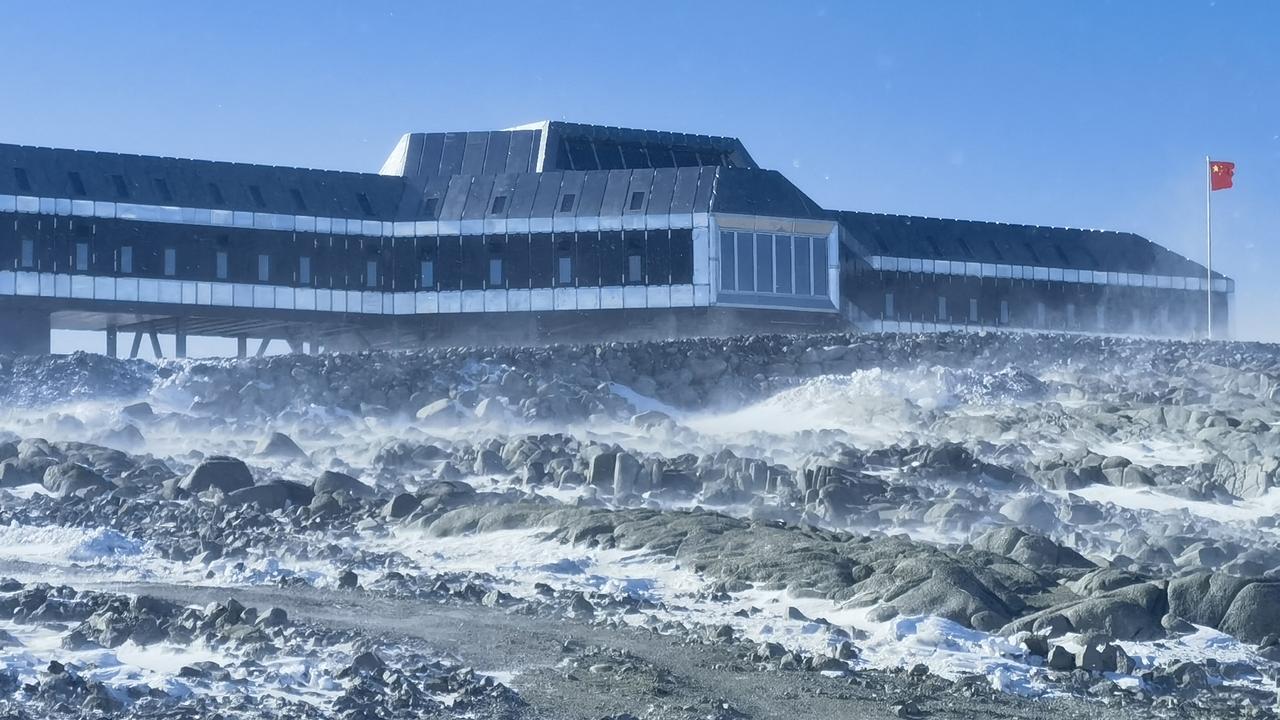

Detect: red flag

[1210,160,1235,191]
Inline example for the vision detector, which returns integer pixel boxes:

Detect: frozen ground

[0,331,1278,718]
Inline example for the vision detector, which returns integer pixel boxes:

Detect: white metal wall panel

[53,274,70,298]
[600,286,624,309]
[233,284,253,308]
[181,282,197,305]
[315,289,333,312]
[253,286,274,308]
[646,285,671,308]
[693,284,711,307]
[158,280,181,304]
[138,279,159,303]
[670,284,694,307]
[0,271,13,295]
[575,287,600,310]
[295,288,316,311]
[16,272,38,296]
[553,287,576,310]
[529,289,553,311]
[507,289,531,312]
[71,276,93,299]
[209,284,231,306]
[692,226,710,285]
[622,286,647,308]
[484,289,508,312]
[439,291,461,313]
[415,291,438,314]
[393,293,415,315]
[274,287,295,310]
[461,290,485,313]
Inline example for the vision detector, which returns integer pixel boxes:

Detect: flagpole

[1205,155,1213,341]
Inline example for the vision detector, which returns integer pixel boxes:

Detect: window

[628,191,645,211]
[68,172,87,197]
[14,168,31,193]
[937,296,947,320]
[812,236,829,297]
[75,243,89,272]
[884,292,894,318]
[558,194,576,213]
[153,178,173,203]
[720,231,736,291]
[120,246,133,274]
[258,254,270,283]
[627,253,643,283]
[1036,301,1046,326]
[1000,300,1010,324]
[795,237,811,295]
[1067,303,1076,326]
[164,248,176,276]
[421,197,438,218]
[490,196,507,214]
[298,256,311,285]
[249,185,267,209]
[20,239,34,268]
[420,259,435,287]
[366,259,378,288]
[774,236,793,293]
[1096,304,1105,328]
[489,257,503,286]
[755,234,774,293]
[557,255,573,285]
[356,193,375,217]
[969,298,979,323]
[735,232,754,291]
[208,182,226,206]
[110,174,130,199]
[215,251,228,280]
[290,189,307,212]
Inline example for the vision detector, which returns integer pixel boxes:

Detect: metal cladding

[0,119,1235,352]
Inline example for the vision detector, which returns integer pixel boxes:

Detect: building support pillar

[256,338,271,358]
[105,326,118,359]
[129,332,143,359]
[286,338,301,354]
[148,328,163,359]
[236,335,247,359]
[174,319,187,359]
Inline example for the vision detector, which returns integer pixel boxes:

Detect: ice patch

[0,524,142,565]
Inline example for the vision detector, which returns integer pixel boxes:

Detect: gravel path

[97,580,1162,720]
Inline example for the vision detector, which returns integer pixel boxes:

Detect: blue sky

[2,0,1276,351]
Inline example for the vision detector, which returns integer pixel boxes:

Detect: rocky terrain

[0,331,1278,718]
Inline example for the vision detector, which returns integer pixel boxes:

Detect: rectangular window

[736,232,754,292]
[366,259,378,288]
[20,239,34,268]
[1036,301,1046,326]
[795,237,811,295]
[1096,304,1105,328]
[755,234,773,293]
[164,248,176,276]
[774,235,792,293]
[489,257,503,286]
[1066,303,1076,326]
[884,292,894,318]
[75,243,89,272]
[558,194,576,213]
[216,251,228,280]
[557,256,573,285]
[154,178,173,203]
[490,196,507,215]
[937,296,947,320]
[969,298,979,323]
[719,231,736,291]
[13,168,31,192]
[111,174,130,199]
[356,193,375,217]
[420,259,435,287]
[299,256,311,285]
[258,254,270,282]
[812,236,829,297]
[627,254,643,283]
[1000,299,1010,325]
[249,185,267,209]
[290,188,307,212]
[208,182,226,206]
[628,191,645,211]
[120,246,133,274]
[68,172,87,196]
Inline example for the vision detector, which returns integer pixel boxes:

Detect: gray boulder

[179,456,254,495]
[254,432,307,461]
[313,470,373,498]
[1218,581,1280,644]
[220,481,313,512]
[42,462,111,497]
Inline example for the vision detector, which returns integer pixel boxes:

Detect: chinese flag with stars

[1211,160,1235,191]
